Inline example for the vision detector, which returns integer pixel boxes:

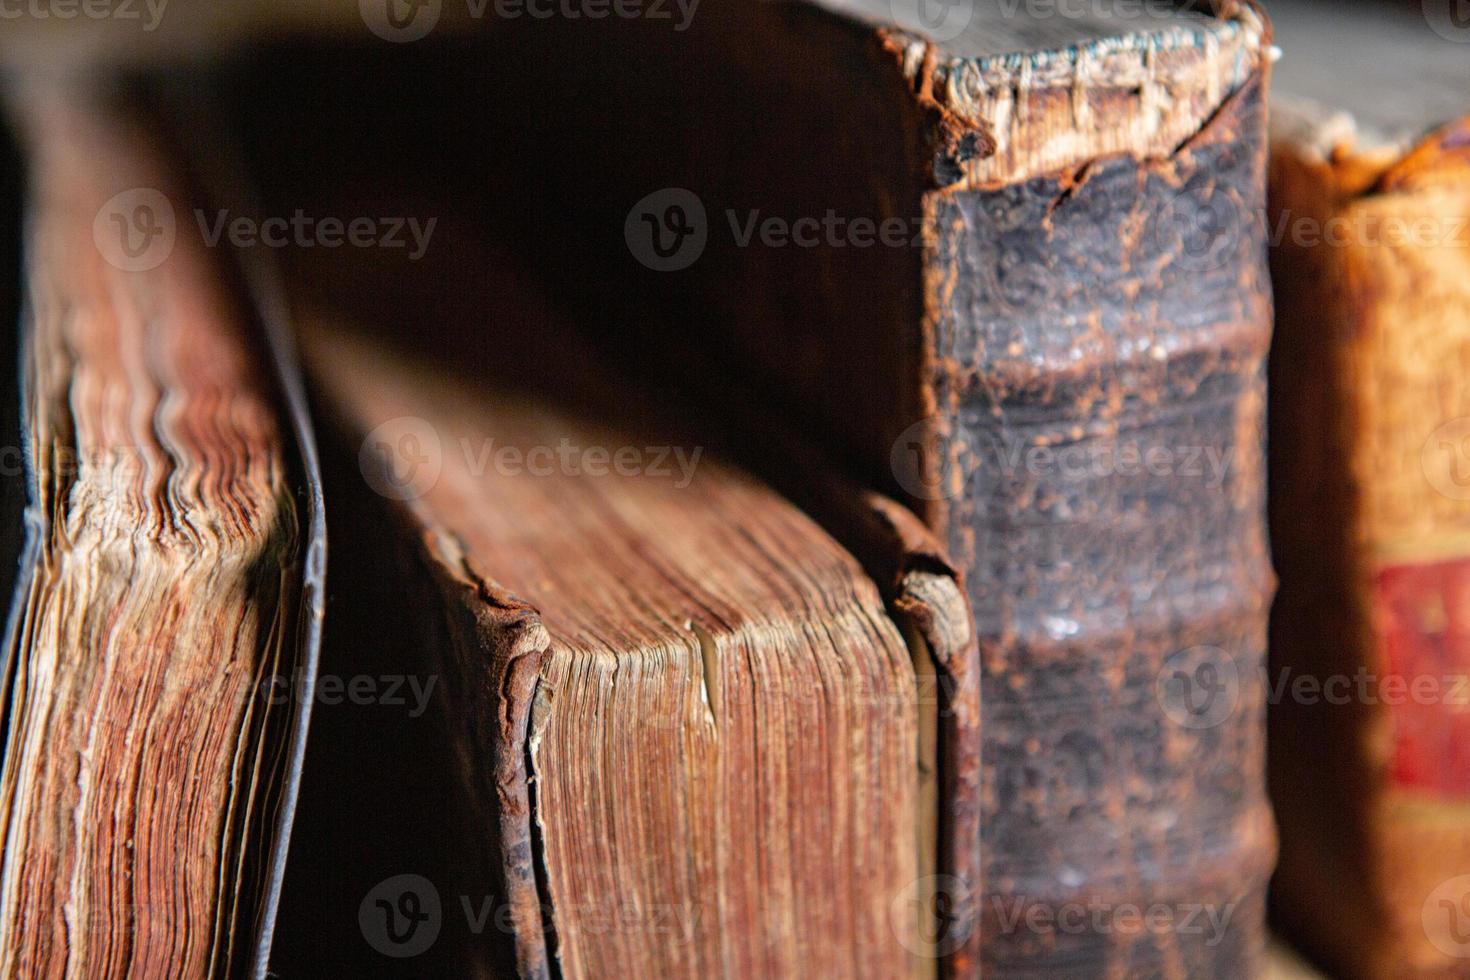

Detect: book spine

[1269,119,1470,977]
[919,72,1276,976]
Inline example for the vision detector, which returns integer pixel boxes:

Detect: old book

[223,0,1276,974]
[218,1,1277,970]
[292,259,936,976]
[191,62,976,964]
[1266,1,1470,976]
[0,83,323,976]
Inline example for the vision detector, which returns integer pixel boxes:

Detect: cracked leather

[926,72,1277,977]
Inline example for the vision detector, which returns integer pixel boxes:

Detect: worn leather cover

[940,69,1275,977]
[1269,108,1470,979]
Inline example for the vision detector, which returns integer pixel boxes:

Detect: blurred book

[1267,0,1470,976]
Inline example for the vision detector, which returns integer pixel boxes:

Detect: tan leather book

[1267,1,1470,976]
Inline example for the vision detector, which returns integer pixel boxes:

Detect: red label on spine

[1375,558,1470,797]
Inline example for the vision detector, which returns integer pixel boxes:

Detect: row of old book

[0,0,1463,977]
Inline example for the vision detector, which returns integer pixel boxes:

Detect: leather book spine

[920,73,1277,976]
